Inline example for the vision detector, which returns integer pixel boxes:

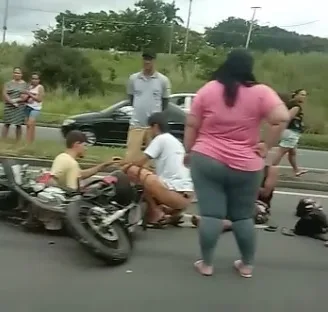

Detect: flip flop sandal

[295,170,308,177]
[191,215,199,227]
[233,260,253,278]
[168,215,184,227]
[281,227,295,236]
[264,221,278,232]
[264,226,278,232]
[146,216,169,229]
[194,260,213,276]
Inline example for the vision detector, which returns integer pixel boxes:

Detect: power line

[5,28,326,41]
[5,5,321,30]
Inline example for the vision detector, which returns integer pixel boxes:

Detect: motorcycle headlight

[62,119,76,126]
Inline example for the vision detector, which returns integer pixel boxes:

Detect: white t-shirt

[144,133,193,192]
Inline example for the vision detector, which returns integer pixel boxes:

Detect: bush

[23,43,104,95]
[0,44,328,134]
[299,134,328,150]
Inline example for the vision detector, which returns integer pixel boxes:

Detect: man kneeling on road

[121,112,194,228]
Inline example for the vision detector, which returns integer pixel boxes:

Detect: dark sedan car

[61,100,186,146]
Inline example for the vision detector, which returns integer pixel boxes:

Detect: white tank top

[27,85,42,110]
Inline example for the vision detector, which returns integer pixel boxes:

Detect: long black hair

[211,49,257,107]
[291,89,306,99]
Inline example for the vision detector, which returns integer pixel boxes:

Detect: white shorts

[279,129,301,149]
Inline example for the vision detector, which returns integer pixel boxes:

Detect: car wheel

[81,128,97,146]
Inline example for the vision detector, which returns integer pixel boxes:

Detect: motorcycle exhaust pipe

[100,203,135,227]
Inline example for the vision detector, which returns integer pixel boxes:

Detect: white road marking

[278,165,328,172]
[274,190,328,199]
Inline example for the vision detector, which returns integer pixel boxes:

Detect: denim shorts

[25,106,41,119]
[279,129,300,149]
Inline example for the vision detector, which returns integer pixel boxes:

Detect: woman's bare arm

[184,115,201,153]
[2,84,12,103]
[264,104,290,149]
[28,85,44,102]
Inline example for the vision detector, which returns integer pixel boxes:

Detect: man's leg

[122,165,192,223]
[125,127,146,162]
[143,128,154,169]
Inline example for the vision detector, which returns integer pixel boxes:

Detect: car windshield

[100,101,130,114]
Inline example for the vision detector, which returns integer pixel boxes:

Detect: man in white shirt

[122,112,194,227]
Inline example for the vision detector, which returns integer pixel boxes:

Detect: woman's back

[191,80,282,171]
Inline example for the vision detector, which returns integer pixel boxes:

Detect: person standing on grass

[1,67,28,141]
[125,51,171,162]
[22,73,45,144]
[184,49,289,278]
[272,89,308,176]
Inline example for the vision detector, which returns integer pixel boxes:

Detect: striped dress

[3,80,28,126]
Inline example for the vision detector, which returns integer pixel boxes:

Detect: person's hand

[183,153,190,167]
[256,142,268,158]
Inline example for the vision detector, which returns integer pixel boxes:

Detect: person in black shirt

[272,89,308,176]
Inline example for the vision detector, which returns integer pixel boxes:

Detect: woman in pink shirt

[184,49,289,278]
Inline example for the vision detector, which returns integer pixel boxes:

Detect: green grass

[0,140,124,162]
[0,44,328,135]
[0,133,327,165]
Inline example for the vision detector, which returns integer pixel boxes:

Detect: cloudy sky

[0,0,326,44]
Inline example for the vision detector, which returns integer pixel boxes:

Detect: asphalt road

[0,188,328,311]
[2,123,328,170]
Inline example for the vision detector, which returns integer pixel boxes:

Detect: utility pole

[168,23,174,54]
[245,6,261,49]
[183,0,193,53]
[60,16,65,46]
[2,0,9,44]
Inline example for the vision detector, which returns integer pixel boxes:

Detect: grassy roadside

[299,134,328,150]
[0,133,327,165]
[1,45,328,133]
[0,140,124,163]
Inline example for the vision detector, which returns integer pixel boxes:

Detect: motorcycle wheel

[66,200,132,265]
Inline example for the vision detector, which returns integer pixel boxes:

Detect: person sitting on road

[191,164,279,229]
[49,130,114,190]
[121,112,194,228]
[26,130,116,231]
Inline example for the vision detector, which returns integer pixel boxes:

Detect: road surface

[2,123,328,170]
[0,188,327,311]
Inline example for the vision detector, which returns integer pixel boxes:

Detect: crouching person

[121,112,194,228]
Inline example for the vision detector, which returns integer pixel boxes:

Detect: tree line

[33,0,328,54]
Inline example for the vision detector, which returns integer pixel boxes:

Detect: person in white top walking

[23,72,45,143]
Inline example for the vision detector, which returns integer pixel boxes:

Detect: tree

[204,17,328,53]
[23,43,103,95]
[33,0,184,53]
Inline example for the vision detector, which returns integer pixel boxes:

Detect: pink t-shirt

[190,81,283,171]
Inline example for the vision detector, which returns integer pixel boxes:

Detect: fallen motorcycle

[0,159,145,265]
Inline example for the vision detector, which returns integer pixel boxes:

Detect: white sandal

[234,260,253,278]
